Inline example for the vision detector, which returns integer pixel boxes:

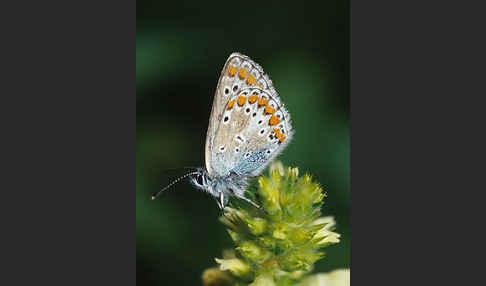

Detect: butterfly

[152,53,293,210]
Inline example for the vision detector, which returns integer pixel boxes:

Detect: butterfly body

[174,53,293,209]
[190,168,253,209]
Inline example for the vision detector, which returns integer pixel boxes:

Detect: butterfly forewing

[205,53,293,178]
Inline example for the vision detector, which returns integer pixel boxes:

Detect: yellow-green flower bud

[247,217,267,236]
[249,273,275,286]
[202,267,234,286]
[237,241,271,264]
[258,176,281,216]
[289,228,312,244]
[215,258,251,279]
[297,269,350,286]
[272,222,289,240]
[311,217,341,246]
[227,229,241,243]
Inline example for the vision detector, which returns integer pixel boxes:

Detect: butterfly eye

[196,175,204,185]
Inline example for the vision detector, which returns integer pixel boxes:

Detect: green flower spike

[203,162,349,286]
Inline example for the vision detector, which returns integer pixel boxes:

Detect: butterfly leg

[220,192,225,210]
[217,192,229,211]
[233,192,261,209]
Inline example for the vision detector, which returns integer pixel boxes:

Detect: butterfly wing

[205,53,293,178]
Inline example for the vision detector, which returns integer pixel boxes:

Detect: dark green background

[137,1,349,285]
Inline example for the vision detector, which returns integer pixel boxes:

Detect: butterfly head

[189,168,213,192]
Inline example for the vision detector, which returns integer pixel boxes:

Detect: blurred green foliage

[137,1,349,285]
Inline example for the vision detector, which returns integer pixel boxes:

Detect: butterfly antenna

[151,171,199,200]
[162,166,199,174]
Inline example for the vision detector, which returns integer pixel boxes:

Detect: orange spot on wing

[237,95,246,106]
[269,115,281,126]
[228,65,237,77]
[256,82,264,89]
[248,95,258,104]
[265,105,276,114]
[247,74,256,85]
[279,135,286,143]
[227,99,235,109]
[238,68,248,79]
[272,128,284,140]
[258,97,267,107]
